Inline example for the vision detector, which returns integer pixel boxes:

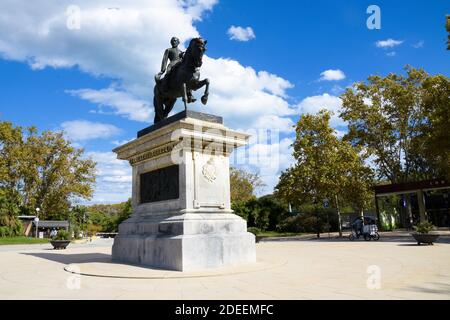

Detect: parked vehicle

[349,217,380,241]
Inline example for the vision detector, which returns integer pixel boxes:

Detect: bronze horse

[153,38,210,123]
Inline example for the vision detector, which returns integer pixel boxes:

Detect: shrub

[0,192,23,237]
[379,210,397,231]
[87,224,101,236]
[258,195,290,231]
[247,227,262,236]
[0,224,23,237]
[233,197,285,231]
[277,210,338,234]
[0,226,11,237]
[233,199,258,227]
[414,222,435,234]
[277,215,317,233]
[53,229,71,241]
[11,222,23,236]
[70,225,82,239]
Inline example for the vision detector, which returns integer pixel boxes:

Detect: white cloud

[0,0,202,99]
[67,87,152,122]
[386,51,396,57]
[61,120,122,141]
[0,0,300,202]
[375,38,403,48]
[252,115,294,133]
[84,151,132,204]
[199,57,295,131]
[179,0,218,21]
[0,0,295,133]
[227,25,256,42]
[232,136,294,195]
[319,69,346,81]
[297,93,345,127]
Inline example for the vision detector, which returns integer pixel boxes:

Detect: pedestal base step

[112,232,256,271]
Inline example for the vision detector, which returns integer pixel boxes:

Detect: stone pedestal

[112,111,256,271]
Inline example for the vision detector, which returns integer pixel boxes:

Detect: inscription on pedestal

[140,165,179,203]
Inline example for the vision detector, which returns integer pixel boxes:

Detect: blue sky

[0,0,448,203]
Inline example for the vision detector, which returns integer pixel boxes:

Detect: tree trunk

[406,194,414,229]
[335,194,342,237]
[417,190,427,223]
[316,209,320,238]
[374,195,384,231]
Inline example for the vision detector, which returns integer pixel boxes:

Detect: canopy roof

[373,179,450,197]
[33,220,69,228]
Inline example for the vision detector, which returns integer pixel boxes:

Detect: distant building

[373,179,450,230]
[18,216,69,237]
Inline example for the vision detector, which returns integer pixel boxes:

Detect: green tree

[0,121,96,219]
[416,74,450,179]
[116,198,132,227]
[230,167,265,203]
[232,197,269,230]
[337,142,374,216]
[258,195,290,231]
[0,189,23,236]
[0,122,26,209]
[340,66,449,183]
[87,209,114,232]
[276,110,373,237]
[86,199,132,232]
[232,195,290,231]
[68,205,89,237]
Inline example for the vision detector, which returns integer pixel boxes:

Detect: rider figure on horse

[155,37,184,83]
[155,37,196,103]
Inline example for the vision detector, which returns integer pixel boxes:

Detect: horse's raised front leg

[188,78,209,105]
[201,78,209,105]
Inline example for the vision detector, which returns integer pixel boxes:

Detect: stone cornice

[114,116,249,162]
[128,141,178,165]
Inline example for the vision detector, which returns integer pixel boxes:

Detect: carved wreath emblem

[202,158,217,183]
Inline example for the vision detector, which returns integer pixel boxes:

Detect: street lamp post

[35,208,40,238]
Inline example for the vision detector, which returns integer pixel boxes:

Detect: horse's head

[185,37,207,68]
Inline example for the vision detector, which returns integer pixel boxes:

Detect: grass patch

[0,237,49,245]
[256,231,303,237]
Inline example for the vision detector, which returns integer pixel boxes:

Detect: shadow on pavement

[404,282,450,295]
[21,252,112,265]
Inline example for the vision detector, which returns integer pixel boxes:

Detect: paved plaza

[0,234,449,300]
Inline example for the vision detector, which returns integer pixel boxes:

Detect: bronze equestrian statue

[153,37,210,123]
